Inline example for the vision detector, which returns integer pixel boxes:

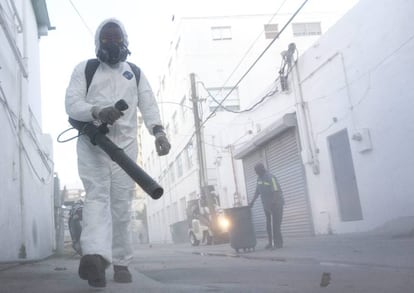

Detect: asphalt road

[133,244,414,293]
[1,243,413,293]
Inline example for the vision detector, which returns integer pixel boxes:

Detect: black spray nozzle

[98,99,129,134]
[67,99,164,200]
[115,99,128,111]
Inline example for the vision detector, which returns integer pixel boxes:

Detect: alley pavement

[0,217,413,292]
[159,216,414,271]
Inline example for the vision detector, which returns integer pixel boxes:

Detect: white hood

[94,18,129,57]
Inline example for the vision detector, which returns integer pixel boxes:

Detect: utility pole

[190,73,207,192]
[190,73,219,239]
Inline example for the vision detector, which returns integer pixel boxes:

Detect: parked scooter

[68,200,83,255]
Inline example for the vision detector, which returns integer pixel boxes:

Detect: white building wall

[293,0,414,234]
[0,0,54,261]
[142,2,361,243]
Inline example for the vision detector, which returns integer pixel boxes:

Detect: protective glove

[154,132,171,156]
[93,106,122,125]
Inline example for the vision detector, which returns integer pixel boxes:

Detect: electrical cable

[309,33,414,138]
[0,84,53,184]
[200,0,309,129]
[57,127,83,143]
[303,32,414,105]
[0,1,16,28]
[169,0,309,156]
[209,0,290,100]
[68,0,94,36]
[198,80,279,113]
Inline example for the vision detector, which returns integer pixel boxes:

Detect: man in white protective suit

[65,18,170,288]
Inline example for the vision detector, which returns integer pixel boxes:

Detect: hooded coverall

[65,19,162,266]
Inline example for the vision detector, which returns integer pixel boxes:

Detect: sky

[39,0,359,190]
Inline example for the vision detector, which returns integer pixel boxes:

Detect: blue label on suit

[123,71,133,80]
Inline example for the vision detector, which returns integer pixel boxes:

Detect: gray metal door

[328,129,363,221]
[265,129,313,237]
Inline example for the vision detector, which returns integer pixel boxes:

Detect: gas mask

[98,42,129,65]
[97,22,130,65]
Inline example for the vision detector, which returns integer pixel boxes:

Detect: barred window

[211,26,232,41]
[292,22,322,36]
[207,87,240,112]
[264,23,278,39]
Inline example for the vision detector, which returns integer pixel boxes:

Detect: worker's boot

[78,254,106,288]
[114,265,132,283]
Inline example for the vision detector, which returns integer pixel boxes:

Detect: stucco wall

[295,0,414,233]
[0,0,54,261]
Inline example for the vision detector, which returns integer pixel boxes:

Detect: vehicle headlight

[218,216,230,231]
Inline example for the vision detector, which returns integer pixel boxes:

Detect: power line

[68,0,94,36]
[171,0,309,155]
[211,0,290,100]
[0,84,53,184]
[200,0,309,129]
[159,0,310,161]
[198,80,279,113]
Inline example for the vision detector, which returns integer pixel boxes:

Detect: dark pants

[264,204,283,248]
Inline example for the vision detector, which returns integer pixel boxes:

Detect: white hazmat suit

[65,18,162,267]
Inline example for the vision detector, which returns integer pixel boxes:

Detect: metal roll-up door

[265,128,313,237]
[242,150,268,237]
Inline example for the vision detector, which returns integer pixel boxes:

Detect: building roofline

[31,0,55,37]
[234,112,297,159]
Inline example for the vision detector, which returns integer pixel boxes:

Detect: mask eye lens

[100,24,124,45]
[101,37,123,45]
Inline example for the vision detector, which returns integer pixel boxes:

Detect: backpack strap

[84,59,100,93]
[84,59,141,93]
[127,62,141,87]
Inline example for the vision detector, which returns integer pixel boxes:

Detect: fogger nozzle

[68,100,163,200]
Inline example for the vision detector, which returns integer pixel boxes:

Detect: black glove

[94,106,122,125]
[154,132,171,156]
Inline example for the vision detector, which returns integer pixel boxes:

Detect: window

[264,23,278,39]
[175,37,181,60]
[151,150,155,167]
[180,96,187,122]
[211,26,232,41]
[173,202,178,223]
[179,197,186,219]
[162,169,167,185]
[161,76,165,91]
[168,57,172,75]
[207,87,240,112]
[175,37,181,52]
[172,112,178,135]
[169,163,175,183]
[176,153,183,178]
[292,22,322,36]
[166,205,171,224]
[185,143,194,169]
[165,123,171,140]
